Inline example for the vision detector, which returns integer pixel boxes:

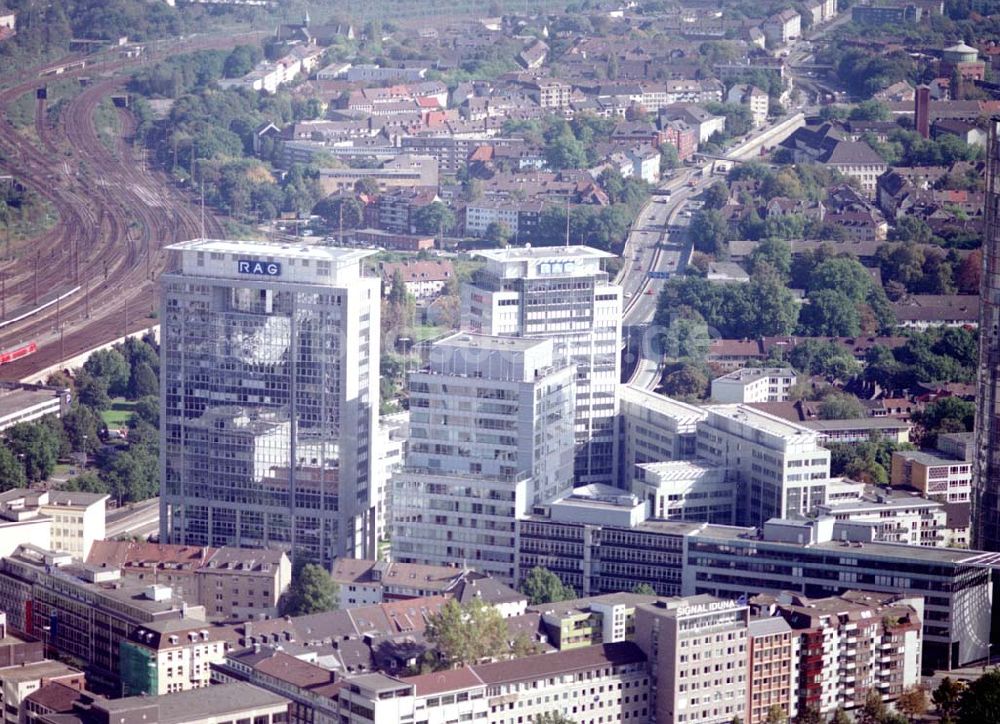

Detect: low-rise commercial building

[0,659,84,724]
[634,460,736,524]
[891,434,972,503]
[0,489,106,560]
[0,383,69,432]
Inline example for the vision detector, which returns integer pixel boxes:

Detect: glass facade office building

[159,240,380,565]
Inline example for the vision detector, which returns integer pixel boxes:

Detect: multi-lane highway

[618,112,813,391]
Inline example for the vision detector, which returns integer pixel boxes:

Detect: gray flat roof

[434,332,550,353]
[474,245,614,262]
[99,682,289,722]
[166,238,376,264]
[694,526,983,563]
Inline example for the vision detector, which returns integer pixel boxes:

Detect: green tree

[798,290,862,337]
[914,397,975,436]
[663,364,709,400]
[129,362,158,400]
[314,195,363,231]
[660,144,679,172]
[76,370,111,412]
[103,447,158,504]
[425,598,509,667]
[808,257,873,302]
[282,563,339,616]
[631,583,656,595]
[131,397,160,429]
[819,392,866,420]
[795,706,823,724]
[934,676,965,724]
[896,685,928,720]
[544,134,587,169]
[848,99,891,121]
[857,689,887,724]
[412,201,455,237]
[520,566,576,605]
[689,208,731,257]
[0,445,26,491]
[764,705,788,724]
[749,238,792,279]
[702,182,729,210]
[889,215,935,244]
[533,713,575,724]
[63,471,108,495]
[223,44,262,79]
[788,340,859,380]
[5,421,61,483]
[84,349,130,397]
[62,405,103,454]
[830,708,851,724]
[484,221,512,248]
[957,669,1000,724]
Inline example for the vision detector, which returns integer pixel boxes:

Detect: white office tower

[160,240,380,566]
[697,405,832,526]
[392,333,575,583]
[462,246,622,485]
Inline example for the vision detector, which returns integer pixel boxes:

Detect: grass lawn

[413,324,448,342]
[101,399,136,428]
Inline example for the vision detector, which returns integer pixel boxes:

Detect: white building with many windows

[462,246,622,485]
[697,405,831,526]
[392,333,575,583]
[711,367,796,404]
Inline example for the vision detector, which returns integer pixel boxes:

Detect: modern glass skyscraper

[159,240,380,565]
[974,120,1000,551]
[461,246,622,485]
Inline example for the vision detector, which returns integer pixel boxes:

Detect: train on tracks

[0,342,37,366]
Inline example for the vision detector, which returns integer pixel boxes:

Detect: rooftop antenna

[565,194,570,247]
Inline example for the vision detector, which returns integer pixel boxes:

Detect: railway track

[0,34,254,380]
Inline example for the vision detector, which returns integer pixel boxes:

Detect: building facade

[160,240,380,565]
[392,334,576,583]
[462,246,622,485]
[974,118,1000,551]
[697,405,831,526]
[710,368,796,404]
[633,595,750,724]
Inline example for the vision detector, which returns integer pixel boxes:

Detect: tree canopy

[282,563,339,616]
[520,566,576,605]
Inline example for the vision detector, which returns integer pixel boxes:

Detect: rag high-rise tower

[974,119,1000,551]
[159,239,380,565]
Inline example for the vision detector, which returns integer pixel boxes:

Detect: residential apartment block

[334,643,650,724]
[710,367,796,404]
[160,239,381,565]
[462,246,622,485]
[751,591,922,717]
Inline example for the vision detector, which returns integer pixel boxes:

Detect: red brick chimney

[915,85,931,139]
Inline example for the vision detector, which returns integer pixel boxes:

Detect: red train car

[0,342,37,365]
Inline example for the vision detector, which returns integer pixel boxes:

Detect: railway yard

[0,34,256,381]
